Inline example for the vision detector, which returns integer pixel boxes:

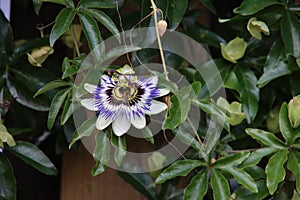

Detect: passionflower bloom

[81,65,169,136]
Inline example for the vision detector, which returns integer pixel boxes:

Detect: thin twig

[163,130,186,160]
[150,0,169,81]
[187,117,204,147]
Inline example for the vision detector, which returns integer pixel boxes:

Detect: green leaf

[266,149,288,195]
[69,116,96,148]
[0,155,16,200]
[78,11,104,59]
[33,0,74,15]
[184,170,208,200]
[0,10,13,69]
[141,126,154,144]
[222,167,258,193]
[240,147,276,168]
[233,0,280,16]
[117,171,156,200]
[281,10,300,58]
[80,8,120,43]
[198,0,216,15]
[163,94,191,130]
[34,80,71,98]
[111,134,126,166]
[257,40,290,88]
[235,66,259,123]
[155,160,204,184]
[61,94,75,125]
[93,132,110,168]
[7,66,56,111]
[211,169,231,200]
[166,0,188,30]
[287,150,300,193]
[47,88,70,129]
[92,161,107,176]
[233,180,269,200]
[103,45,142,62]
[77,0,115,9]
[279,102,295,144]
[8,141,58,175]
[50,7,76,46]
[213,151,250,168]
[245,128,285,148]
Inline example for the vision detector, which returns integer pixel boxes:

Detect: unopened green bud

[220,37,247,63]
[247,17,270,40]
[288,95,300,128]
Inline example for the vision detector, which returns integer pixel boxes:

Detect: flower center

[113,84,137,104]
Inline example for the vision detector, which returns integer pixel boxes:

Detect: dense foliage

[1,0,300,199]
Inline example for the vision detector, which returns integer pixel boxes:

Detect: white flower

[81,65,169,136]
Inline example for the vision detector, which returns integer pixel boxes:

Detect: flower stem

[150,0,169,81]
[71,25,81,57]
[187,117,204,147]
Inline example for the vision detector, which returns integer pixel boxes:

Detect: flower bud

[288,95,300,128]
[0,124,15,148]
[158,20,167,37]
[247,17,270,40]
[220,37,247,63]
[27,46,54,67]
[217,97,246,126]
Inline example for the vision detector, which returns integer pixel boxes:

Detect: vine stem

[187,117,204,147]
[71,25,81,57]
[150,0,169,81]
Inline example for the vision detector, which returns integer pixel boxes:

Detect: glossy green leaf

[155,160,204,184]
[111,134,126,166]
[0,10,13,69]
[211,169,231,200]
[287,150,300,193]
[117,171,156,200]
[93,132,110,167]
[80,8,120,42]
[266,149,288,195]
[69,116,96,148]
[281,10,300,58]
[141,126,154,144]
[235,66,259,123]
[47,88,70,129]
[50,7,76,46]
[233,180,269,200]
[78,11,104,60]
[7,66,56,111]
[0,155,16,200]
[163,94,190,130]
[33,0,74,15]
[233,0,280,16]
[34,80,71,98]
[185,28,225,47]
[222,167,258,193]
[257,40,290,88]
[213,151,250,168]
[103,45,142,62]
[166,0,188,30]
[8,141,58,175]
[245,128,285,148]
[279,102,294,144]
[77,0,115,9]
[61,94,75,125]
[198,0,216,14]
[92,161,107,176]
[240,147,276,168]
[184,170,208,200]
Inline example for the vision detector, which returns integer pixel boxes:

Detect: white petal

[131,115,146,129]
[112,115,131,136]
[96,115,113,130]
[81,99,98,111]
[158,88,170,97]
[145,100,168,115]
[147,76,158,85]
[84,83,97,94]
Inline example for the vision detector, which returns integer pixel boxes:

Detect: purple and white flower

[81,65,169,136]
